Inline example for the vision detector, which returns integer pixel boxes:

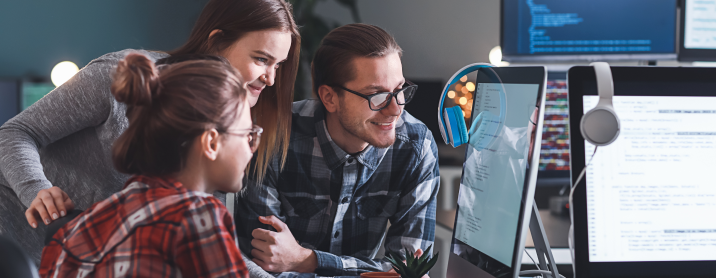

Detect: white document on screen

[584,96,716,262]
[454,83,539,267]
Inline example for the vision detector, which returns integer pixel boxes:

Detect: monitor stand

[519,202,560,278]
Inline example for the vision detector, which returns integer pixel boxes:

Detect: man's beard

[337,109,396,149]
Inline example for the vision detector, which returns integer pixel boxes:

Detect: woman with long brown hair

[0,0,299,265]
[40,53,255,278]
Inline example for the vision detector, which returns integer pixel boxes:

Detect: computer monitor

[501,0,678,62]
[538,72,570,176]
[0,79,21,126]
[569,66,716,278]
[678,0,716,61]
[447,66,546,278]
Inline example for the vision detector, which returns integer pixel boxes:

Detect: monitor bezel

[447,66,547,278]
[677,0,716,62]
[500,0,679,63]
[568,66,716,278]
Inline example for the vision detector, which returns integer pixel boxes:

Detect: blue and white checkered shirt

[235,100,440,277]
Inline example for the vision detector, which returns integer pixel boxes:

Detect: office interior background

[1,1,708,277]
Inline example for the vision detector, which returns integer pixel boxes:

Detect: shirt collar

[124,175,184,191]
[313,105,388,171]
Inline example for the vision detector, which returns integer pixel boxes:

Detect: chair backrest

[0,235,39,278]
[44,209,83,246]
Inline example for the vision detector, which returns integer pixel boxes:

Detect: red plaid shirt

[39,175,248,278]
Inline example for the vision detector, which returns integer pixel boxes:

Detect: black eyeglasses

[333,80,418,111]
[224,125,263,153]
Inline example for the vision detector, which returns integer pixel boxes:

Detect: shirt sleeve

[311,132,441,277]
[0,55,115,207]
[175,199,249,278]
[234,158,284,257]
[382,130,440,271]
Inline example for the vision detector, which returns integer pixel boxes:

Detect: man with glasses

[235,23,440,277]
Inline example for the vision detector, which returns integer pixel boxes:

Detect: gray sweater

[0,49,272,278]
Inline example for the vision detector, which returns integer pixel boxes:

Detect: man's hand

[388,248,430,278]
[25,187,75,228]
[251,215,318,273]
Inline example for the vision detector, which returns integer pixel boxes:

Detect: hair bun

[111,53,161,107]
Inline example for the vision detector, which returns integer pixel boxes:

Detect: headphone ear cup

[580,108,620,146]
[452,107,469,146]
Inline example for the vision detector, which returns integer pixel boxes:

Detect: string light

[448,90,456,99]
[466,82,475,92]
[459,97,467,105]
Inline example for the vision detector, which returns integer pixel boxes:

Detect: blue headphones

[438,63,505,148]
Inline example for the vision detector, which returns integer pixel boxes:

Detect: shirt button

[334,231,340,238]
[347,158,354,164]
[341,197,349,204]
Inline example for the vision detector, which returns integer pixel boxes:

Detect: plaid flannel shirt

[235,100,440,277]
[40,176,248,278]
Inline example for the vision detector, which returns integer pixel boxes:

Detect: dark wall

[0,0,207,78]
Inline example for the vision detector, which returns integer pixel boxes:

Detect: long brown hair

[312,23,402,101]
[111,53,246,176]
[169,0,300,184]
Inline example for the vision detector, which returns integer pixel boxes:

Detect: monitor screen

[539,78,569,171]
[502,0,678,62]
[678,0,716,61]
[449,67,545,278]
[583,95,716,263]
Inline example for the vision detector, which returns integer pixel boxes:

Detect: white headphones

[580,62,620,146]
[570,62,620,275]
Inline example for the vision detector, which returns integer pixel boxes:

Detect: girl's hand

[25,187,75,228]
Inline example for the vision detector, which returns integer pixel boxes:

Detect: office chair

[44,209,83,246]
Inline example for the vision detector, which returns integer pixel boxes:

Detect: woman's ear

[209,29,223,39]
[318,85,340,113]
[200,129,221,161]
[207,29,224,53]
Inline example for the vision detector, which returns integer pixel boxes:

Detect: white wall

[316,0,501,81]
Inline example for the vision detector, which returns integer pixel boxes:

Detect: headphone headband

[579,62,620,146]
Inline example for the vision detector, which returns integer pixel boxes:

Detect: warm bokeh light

[466,82,475,92]
[461,87,469,94]
[51,61,79,87]
[459,97,468,105]
[455,83,463,92]
[489,46,502,66]
[466,93,473,100]
[460,75,467,82]
[448,90,456,99]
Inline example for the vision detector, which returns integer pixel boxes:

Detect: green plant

[386,246,440,278]
[288,0,361,100]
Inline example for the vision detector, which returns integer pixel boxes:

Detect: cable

[568,146,599,277]
[518,269,566,278]
[524,248,540,270]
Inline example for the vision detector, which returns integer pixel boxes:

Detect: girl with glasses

[40,53,256,277]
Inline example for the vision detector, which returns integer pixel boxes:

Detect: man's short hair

[311,23,403,100]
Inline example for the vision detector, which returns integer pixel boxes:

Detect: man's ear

[200,129,221,161]
[318,85,340,113]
